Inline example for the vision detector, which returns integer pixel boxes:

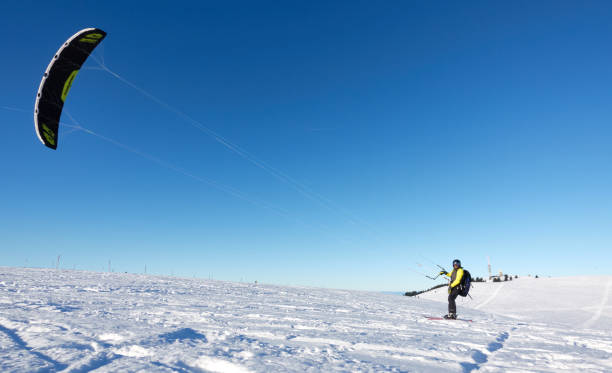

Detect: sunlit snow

[0,267,610,372]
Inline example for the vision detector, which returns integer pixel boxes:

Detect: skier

[439,259,464,319]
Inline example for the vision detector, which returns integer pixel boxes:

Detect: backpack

[458,269,471,297]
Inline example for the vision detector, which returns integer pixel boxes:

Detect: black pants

[448,286,460,314]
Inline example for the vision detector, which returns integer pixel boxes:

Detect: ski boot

[443,313,457,320]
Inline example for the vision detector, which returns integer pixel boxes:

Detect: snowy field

[0,267,610,372]
[418,275,612,331]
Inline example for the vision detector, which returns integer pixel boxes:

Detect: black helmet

[452,259,461,267]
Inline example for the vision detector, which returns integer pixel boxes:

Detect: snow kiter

[34,28,106,149]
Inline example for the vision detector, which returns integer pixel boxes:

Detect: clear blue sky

[1,1,611,291]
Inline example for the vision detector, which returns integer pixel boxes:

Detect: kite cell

[34,28,106,149]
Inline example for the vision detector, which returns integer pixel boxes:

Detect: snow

[418,275,612,331]
[0,267,610,372]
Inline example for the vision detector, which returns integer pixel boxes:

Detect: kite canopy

[34,28,106,149]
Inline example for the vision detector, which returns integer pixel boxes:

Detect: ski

[424,316,472,322]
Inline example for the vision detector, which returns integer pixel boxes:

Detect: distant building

[489,271,504,282]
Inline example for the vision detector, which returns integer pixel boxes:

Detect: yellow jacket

[443,268,464,289]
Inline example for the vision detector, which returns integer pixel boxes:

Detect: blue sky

[1,1,611,291]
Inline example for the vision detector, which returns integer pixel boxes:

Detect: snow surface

[0,267,610,372]
[418,275,612,331]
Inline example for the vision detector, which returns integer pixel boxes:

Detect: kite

[34,28,106,149]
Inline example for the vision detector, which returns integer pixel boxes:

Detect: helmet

[452,259,461,267]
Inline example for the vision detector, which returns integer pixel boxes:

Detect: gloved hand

[439,271,447,276]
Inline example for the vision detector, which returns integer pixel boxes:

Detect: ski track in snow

[582,278,612,329]
[473,283,504,310]
[0,267,611,372]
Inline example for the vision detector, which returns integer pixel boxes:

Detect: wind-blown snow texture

[0,268,610,372]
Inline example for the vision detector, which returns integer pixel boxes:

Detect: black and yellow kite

[34,28,106,149]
